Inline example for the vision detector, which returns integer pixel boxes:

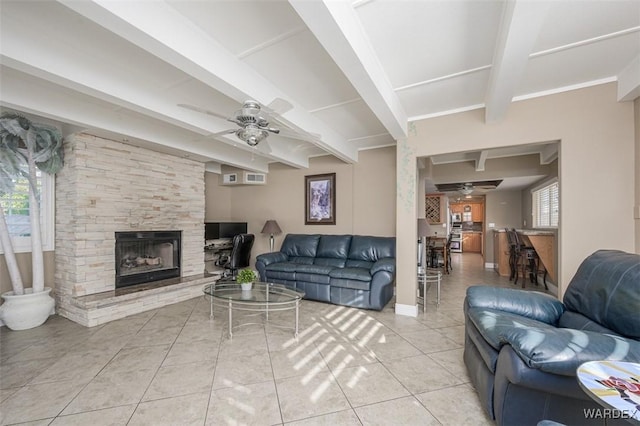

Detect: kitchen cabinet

[450,204,464,214]
[450,202,483,222]
[462,232,482,253]
[471,203,483,222]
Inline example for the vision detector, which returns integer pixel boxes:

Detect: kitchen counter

[493,229,556,283]
[493,229,555,236]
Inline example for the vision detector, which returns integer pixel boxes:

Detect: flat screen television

[205,222,247,240]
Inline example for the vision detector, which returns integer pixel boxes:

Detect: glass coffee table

[577,361,640,424]
[203,282,305,338]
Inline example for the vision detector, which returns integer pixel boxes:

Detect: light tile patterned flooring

[0,254,550,425]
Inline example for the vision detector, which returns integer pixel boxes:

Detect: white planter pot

[0,287,55,331]
[240,282,253,291]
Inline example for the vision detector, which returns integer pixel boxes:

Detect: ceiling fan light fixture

[236,126,268,146]
[459,187,473,195]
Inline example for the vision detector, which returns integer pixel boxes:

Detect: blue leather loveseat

[255,234,395,310]
[464,249,640,426]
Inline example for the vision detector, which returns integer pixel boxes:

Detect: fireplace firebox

[115,231,181,288]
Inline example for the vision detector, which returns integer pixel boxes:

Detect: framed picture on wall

[305,173,336,225]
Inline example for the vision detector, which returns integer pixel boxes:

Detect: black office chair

[221,233,255,279]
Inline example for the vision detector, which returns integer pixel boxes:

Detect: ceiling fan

[435,180,503,195]
[178,99,318,148]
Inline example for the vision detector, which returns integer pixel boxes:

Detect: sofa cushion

[558,311,620,336]
[348,236,395,262]
[345,259,373,269]
[265,270,296,282]
[330,278,371,291]
[317,235,352,259]
[314,257,347,268]
[468,307,640,376]
[562,250,640,339]
[296,273,330,285]
[281,234,320,258]
[467,307,557,352]
[294,264,335,275]
[466,286,564,325]
[295,263,334,283]
[266,262,297,273]
[288,256,314,265]
[329,267,371,282]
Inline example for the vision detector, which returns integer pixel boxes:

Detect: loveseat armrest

[466,286,564,325]
[499,327,640,376]
[255,252,289,282]
[255,252,288,267]
[371,258,395,275]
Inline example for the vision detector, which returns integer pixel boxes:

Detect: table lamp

[261,220,282,252]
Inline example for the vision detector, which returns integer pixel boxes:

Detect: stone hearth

[54,134,206,326]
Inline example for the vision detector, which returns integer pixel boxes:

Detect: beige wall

[484,191,522,263]
[205,173,232,221]
[0,252,55,296]
[205,146,397,259]
[401,83,635,306]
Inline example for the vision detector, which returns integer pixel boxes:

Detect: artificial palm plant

[0,112,64,329]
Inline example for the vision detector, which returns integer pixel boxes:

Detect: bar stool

[512,230,547,289]
[429,234,452,273]
[417,267,442,312]
[505,229,519,281]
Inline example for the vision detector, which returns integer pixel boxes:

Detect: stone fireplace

[55,134,207,326]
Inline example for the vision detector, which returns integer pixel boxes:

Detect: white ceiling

[1,0,639,174]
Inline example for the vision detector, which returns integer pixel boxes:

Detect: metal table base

[204,282,304,339]
[417,267,442,312]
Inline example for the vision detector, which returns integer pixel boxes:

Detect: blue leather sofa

[464,250,640,426]
[255,234,395,310]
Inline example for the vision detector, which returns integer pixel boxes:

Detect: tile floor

[0,253,552,425]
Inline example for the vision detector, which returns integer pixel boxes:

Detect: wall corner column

[395,138,418,317]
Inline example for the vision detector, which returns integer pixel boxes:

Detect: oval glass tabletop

[576,361,640,424]
[203,282,305,304]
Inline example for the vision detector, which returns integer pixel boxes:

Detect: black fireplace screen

[115,231,181,288]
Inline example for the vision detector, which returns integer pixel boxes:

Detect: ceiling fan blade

[256,140,272,154]
[209,129,236,137]
[177,103,229,120]
[265,98,293,115]
[278,127,321,142]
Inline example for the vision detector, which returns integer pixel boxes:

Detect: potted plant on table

[0,113,64,330]
[236,268,256,291]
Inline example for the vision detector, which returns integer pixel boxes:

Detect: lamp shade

[417,218,431,236]
[261,220,282,235]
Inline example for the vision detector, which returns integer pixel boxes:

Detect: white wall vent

[244,172,266,184]
[220,171,266,186]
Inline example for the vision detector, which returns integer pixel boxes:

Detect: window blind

[533,181,558,227]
